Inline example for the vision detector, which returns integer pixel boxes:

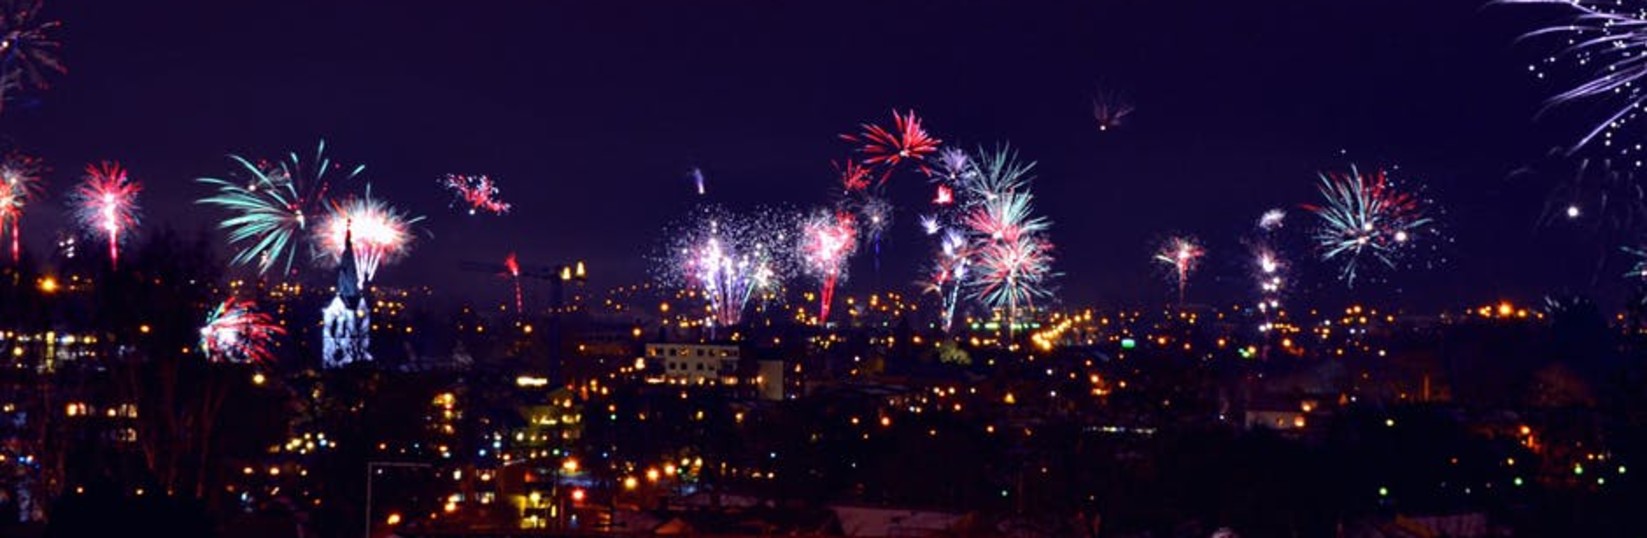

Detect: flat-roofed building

[644,342,740,385]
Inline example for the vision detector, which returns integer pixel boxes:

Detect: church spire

[337,219,360,299]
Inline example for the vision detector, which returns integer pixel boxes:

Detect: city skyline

[3,3,1647,537]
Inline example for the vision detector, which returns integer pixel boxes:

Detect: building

[322,229,371,368]
[644,343,739,385]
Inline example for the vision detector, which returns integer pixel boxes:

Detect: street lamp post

[364,461,432,538]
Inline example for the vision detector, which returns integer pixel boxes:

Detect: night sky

[0,1,1606,311]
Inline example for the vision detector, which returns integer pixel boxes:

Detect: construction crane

[460,254,586,315]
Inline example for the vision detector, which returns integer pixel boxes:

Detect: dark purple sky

[0,1,1609,311]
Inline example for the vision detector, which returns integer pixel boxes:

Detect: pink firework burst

[1153,236,1204,305]
[800,210,858,323]
[840,109,941,180]
[313,192,423,285]
[70,161,141,268]
[441,173,511,215]
[0,151,43,263]
[963,191,1047,244]
[200,296,286,364]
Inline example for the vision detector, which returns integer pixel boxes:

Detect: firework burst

[843,193,893,276]
[857,195,893,240]
[960,148,1055,328]
[914,147,977,330]
[841,109,941,180]
[197,141,364,276]
[837,159,872,193]
[800,210,858,324]
[1253,248,1283,295]
[312,188,424,286]
[1092,86,1135,132]
[919,214,941,235]
[1512,151,1647,280]
[659,205,794,329]
[1508,0,1647,162]
[928,147,973,184]
[1625,244,1647,280]
[200,297,286,364]
[933,184,955,206]
[971,231,1054,324]
[1248,209,1290,335]
[1153,236,1204,305]
[1258,208,1287,231]
[921,229,972,332]
[1522,152,1647,233]
[0,150,41,262]
[964,191,1049,243]
[1304,165,1433,286]
[70,161,140,267]
[960,146,1036,203]
[690,237,778,329]
[1252,246,1284,310]
[441,173,511,215]
[0,0,63,114]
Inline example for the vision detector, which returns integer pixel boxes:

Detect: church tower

[322,224,371,367]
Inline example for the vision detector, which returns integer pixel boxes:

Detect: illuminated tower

[322,225,371,367]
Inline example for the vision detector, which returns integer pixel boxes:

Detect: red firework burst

[840,109,941,180]
[837,160,872,192]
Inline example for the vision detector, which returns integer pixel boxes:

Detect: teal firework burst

[196,140,364,276]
